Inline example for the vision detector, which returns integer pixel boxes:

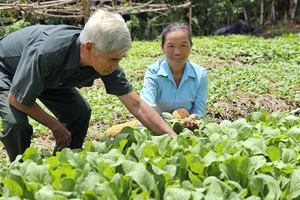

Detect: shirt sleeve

[191,69,208,118]
[10,46,54,106]
[101,66,133,96]
[140,67,160,112]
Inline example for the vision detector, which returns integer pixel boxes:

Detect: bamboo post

[81,0,89,23]
[271,0,275,24]
[189,3,192,33]
[260,0,264,25]
[290,0,298,24]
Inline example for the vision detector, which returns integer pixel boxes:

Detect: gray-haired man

[0,9,176,162]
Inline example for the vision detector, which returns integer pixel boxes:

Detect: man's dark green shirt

[0,25,132,106]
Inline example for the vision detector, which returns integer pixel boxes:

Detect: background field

[1,33,299,156]
[0,33,300,200]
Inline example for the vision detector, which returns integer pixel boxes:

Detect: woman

[140,22,208,129]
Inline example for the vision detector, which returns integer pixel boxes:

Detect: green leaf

[24,162,51,185]
[188,156,203,176]
[287,127,300,141]
[246,111,267,123]
[203,176,232,199]
[162,112,174,120]
[203,150,218,167]
[248,156,266,175]
[281,148,297,163]
[288,169,300,199]
[103,166,116,180]
[204,123,223,137]
[59,177,76,192]
[22,147,42,163]
[122,160,155,191]
[44,156,59,170]
[110,138,128,153]
[1,179,23,197]
[188,172,202,188]
[242,138,266,155]
[231,119,253,141]
[249,177,264,195]
[164,187,191,200]
[251,174,281,200]
[157,135,171,155]
[34,185,55,200]
[109,173,127,199]
[266,146,280,161]
[81,190,98,200]
[215,139,236,156]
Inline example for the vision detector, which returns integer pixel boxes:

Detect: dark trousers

[0,79,91,162]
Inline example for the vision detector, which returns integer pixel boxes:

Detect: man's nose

[111,62,119,70]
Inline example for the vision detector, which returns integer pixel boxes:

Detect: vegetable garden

[0,33,299,199]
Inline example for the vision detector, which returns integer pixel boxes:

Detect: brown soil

[207,93,299,123]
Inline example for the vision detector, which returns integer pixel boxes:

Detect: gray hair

[79,9,132,56]
[161,23,192,47]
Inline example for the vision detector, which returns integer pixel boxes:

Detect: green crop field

[0,34,299,199]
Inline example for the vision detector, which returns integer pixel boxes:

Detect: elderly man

[0,9,176,162]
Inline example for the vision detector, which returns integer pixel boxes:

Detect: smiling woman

[140,22,208,130]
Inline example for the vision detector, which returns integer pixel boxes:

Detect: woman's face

[162,29,191,71]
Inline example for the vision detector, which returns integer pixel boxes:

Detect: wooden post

[189,3,192,33]
[81,0,89,23]
[260,0,264,25]
[290,0,298,24]
[271,0,275,24]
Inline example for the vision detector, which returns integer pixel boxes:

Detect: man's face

[90,51,124,75]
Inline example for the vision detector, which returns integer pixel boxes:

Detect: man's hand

[167,131,177,136]
[52,122,72,150]
[118,91,177,136]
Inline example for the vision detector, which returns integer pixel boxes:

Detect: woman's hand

[183,114,199,131]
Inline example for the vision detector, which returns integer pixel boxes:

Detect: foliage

[1,0,300,38]
[0,109,300,199]
[0,28,299,199]
[4,19,31,34]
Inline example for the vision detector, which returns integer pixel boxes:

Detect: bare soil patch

[207,93,299,123]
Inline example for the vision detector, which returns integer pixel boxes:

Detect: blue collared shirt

[140,58,208,118]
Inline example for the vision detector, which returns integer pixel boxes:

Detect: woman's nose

[174,47,181,54]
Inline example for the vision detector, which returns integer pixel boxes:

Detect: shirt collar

[157,58,196,79]
[65,35,81,70]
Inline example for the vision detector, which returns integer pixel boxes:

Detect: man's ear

[83,41,94,54]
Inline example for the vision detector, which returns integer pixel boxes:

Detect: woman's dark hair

[161,23,192,47]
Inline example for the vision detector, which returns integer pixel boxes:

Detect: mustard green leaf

[1,179,23,197]
[164,187,191,200]
[288,169,300,199]
[266,146,280,161]
[24,162,51,184]
[281,148,297,163]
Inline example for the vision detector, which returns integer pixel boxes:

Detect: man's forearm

[8,93,59,130]
[136,101,176,136]
[119,91,176,136]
